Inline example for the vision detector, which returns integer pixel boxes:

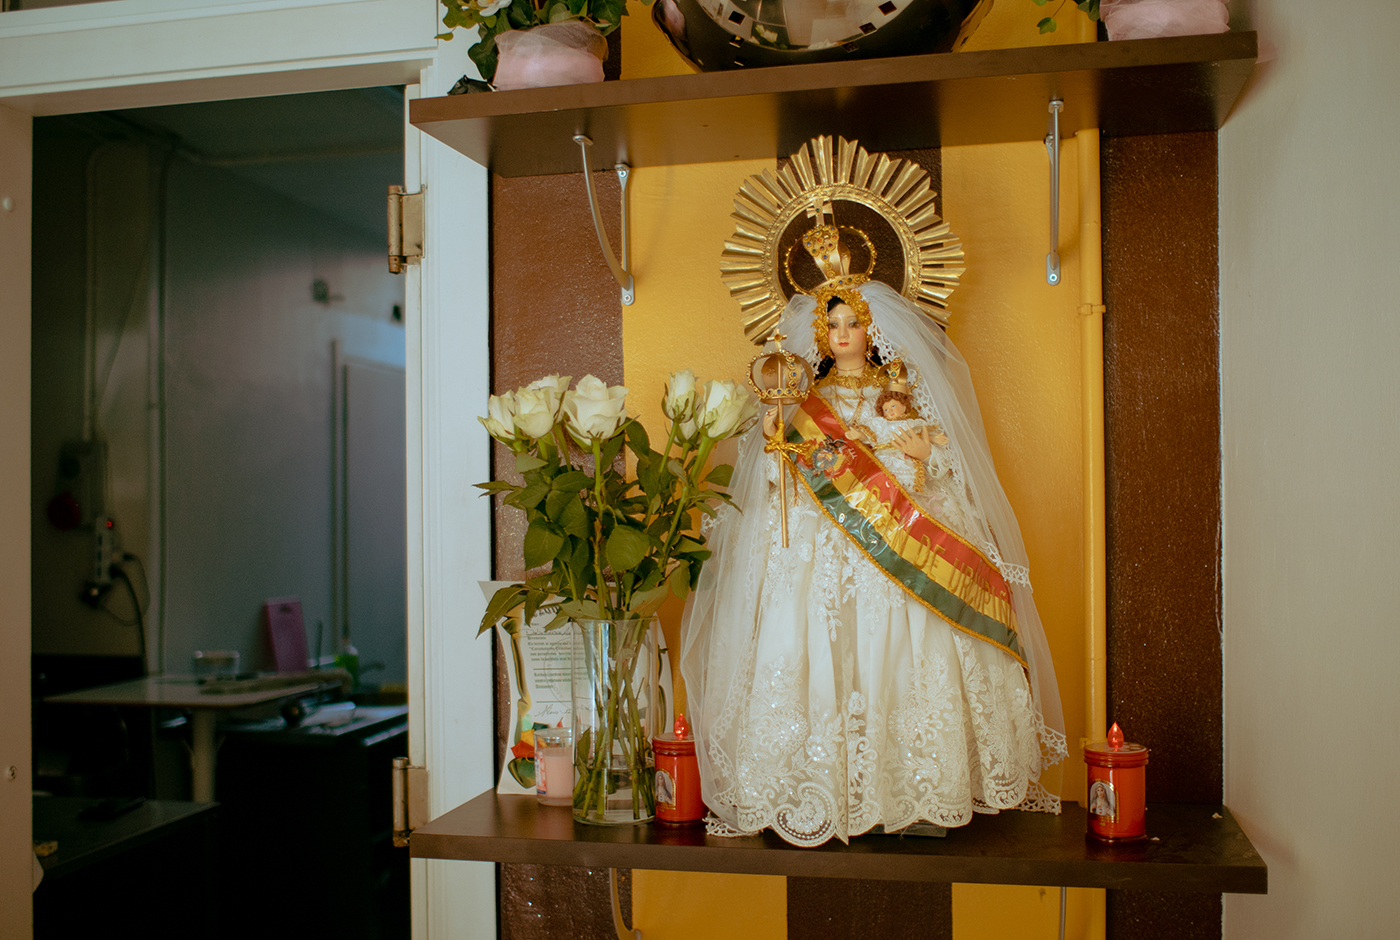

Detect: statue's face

[827,304,866,366]
[882,399,907,420]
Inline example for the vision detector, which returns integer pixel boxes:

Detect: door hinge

[388,185,423,274]
[392,757,429,847]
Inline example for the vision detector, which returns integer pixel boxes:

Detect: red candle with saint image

[653,714,705,825]
[1084,722,1149,843]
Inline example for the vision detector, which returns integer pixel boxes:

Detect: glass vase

[571,617,659,825]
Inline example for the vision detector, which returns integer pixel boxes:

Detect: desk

[46,676,334,801]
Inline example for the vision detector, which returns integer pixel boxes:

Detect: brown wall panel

[491,169,628,940]
[1101,132,1222,939]
[491,170,626,581]
[1107,891,1222,940]
[789,878,952,940]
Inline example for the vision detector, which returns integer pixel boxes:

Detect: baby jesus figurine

[845,365,949,493]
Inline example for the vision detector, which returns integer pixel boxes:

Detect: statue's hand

[763,406,780,438]
[896,426,933,461]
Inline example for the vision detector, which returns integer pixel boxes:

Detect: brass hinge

[387,185,424,274]
[392,757,429,847]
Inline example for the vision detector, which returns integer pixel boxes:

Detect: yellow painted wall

[632,870,787,939]
[619,5,1098,939]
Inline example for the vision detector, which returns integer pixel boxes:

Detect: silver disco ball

[652,0,990,71]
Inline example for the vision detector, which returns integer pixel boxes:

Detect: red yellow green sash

[783,393,1024,665]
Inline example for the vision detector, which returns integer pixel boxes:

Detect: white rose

[662,369,697,421]
[512,374,571,440]
[514,386,560,440]
[525,374,571,414]
[564,374,628,443]
[477,0,511,15]
[479,391,518,442]
[696,379,758,440]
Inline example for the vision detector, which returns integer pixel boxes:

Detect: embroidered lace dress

[680,282,1066,847]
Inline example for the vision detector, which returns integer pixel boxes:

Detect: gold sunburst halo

[721,136,966,345]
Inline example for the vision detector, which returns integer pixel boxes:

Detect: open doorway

[30,87,411,940]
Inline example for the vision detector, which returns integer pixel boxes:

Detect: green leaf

[1077,0,1100,18]
[553,470,592,493]
[675,536,706,554]
[474,479,516,493]
[560,598,603,620]
[599,433,625,470]
[628,584,669,616]
[668,560,690,598]
[1038,16,1057,32]
[523,586,545,626]
[545,487,574,521]
[541,608,572,632]
[569,537,591,579]
[506,0,533,27]
[667,458,686,478]
[506,482,550,511]
[523,520,565,569]
[559,498,589,538]
[624,420,651,456]
[605,525,649,572]
[704,464,733,486]
[468,36,499,83]
[1031,0,1047,5]
[516,453,546,472]
[479,583,527,636]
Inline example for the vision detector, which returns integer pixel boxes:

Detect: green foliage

[439,0,654,82]
[475,399,741,637]
[1033,0,1100,34]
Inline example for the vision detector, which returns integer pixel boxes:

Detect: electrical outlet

[93,517,116,585]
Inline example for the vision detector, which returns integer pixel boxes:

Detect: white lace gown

[692,382,1053,846]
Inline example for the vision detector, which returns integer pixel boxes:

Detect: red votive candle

[653,714,704,825]
[1084,722,1149,843]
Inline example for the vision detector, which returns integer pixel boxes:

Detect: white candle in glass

[535,727,573,806]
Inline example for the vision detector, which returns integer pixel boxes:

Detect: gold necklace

[816,363,884,391]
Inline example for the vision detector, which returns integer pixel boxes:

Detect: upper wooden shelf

[410,31,1257,177]
[410,791,1267,894]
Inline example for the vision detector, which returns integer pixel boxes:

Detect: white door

[0,99,35,940]
[0,10,495,937]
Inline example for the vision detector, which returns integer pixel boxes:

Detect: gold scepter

[748,330,814,548]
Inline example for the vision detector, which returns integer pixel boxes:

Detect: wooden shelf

[410,32,1257,177]
[410,791,1267,894]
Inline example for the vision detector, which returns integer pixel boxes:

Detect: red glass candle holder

[1084,722,1149,843]
[653,715,705,826]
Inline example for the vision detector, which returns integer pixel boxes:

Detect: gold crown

[784,203,878,361]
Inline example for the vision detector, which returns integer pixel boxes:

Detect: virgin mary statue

[679,216,1067,847]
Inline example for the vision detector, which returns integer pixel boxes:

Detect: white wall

[160,157,405,674]
[30,136,406,679]
[1219,2,1400,937]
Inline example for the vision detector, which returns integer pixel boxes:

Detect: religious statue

[679,177,1067,847]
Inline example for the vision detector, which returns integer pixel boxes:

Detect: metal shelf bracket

[573,134,635,305]
[1045,97,1064,286]
[610,868,642,940]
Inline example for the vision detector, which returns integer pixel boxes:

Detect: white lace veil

[680,280,1068,815]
